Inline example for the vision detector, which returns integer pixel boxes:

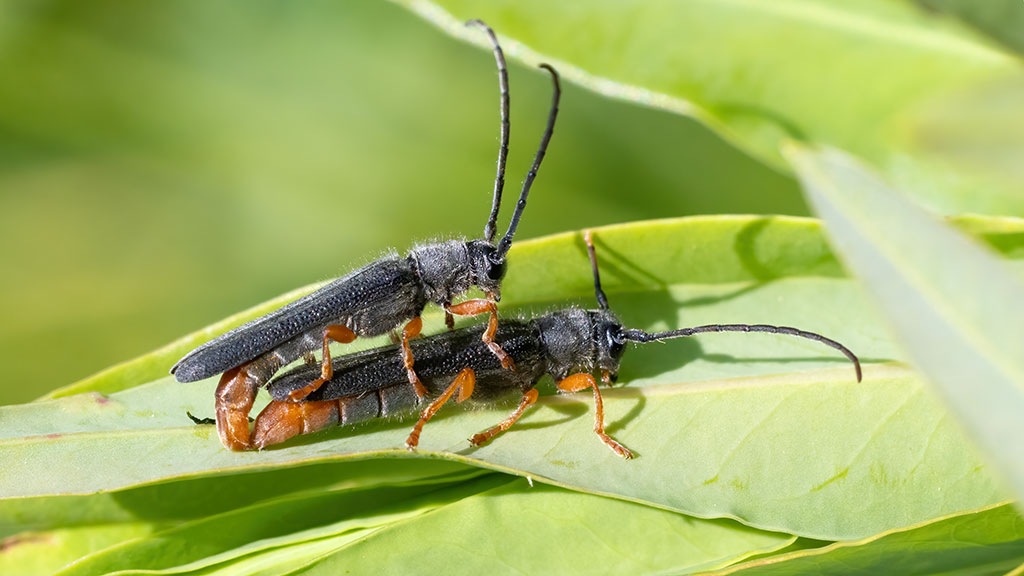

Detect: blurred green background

[0,0,805,405]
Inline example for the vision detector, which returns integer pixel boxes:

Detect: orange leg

[469,388,539,446]
[405,367,475,450]
[288,324,357,401]
[446,296,515,370]
[214,364,256,451]
[252,399,338,450]
[557,373,633,459]
[400,317,429,398]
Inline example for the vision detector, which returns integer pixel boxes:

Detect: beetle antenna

[467,20,510,244]
[620,324,862,382]
[583,230,609,310]
[496,63,561,259]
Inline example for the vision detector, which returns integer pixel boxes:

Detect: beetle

[171,21,562,451]
[252,231,862,457]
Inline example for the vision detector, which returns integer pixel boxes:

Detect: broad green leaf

[48,214,850,399]
[0,524,153,576]
[55,475,509,576]
[293,479,793,576]
[6,217,1024,540]
[394,0,1024,215]
[788,146,1024,503]
[1,366,1008,541]
[913,0,1024,55]
[46,214,1024,399]
[0,459,478,533]
[707,503,1024,575]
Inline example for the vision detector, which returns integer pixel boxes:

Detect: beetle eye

[487,258,506,281]
[606,327,625,358]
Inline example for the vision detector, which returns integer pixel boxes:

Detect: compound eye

[487,258,506,281]
[606,327,625,359]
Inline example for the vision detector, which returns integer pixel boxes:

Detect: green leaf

[393,0,1024,215]
[5,217,1023,541]
[2,366,1005,542]
[292,479,794,576]
[0,524,153,576]
[54,474,509,576]
[706,503,1024,575]
[787,145,1024,503]
[0,459,479,533]
[46,214,1024,400]
[913,0,1024,55]
[49,214,849,399]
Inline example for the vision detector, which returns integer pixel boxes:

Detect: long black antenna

[467,20,510,244]
[496,63,561,259]
[621,324,862,382]
[583,230,609,310]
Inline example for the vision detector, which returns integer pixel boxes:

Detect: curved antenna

[583,230,609,310]
[621,324,862,382]
[495,63,561,259]
[466,20,510,244]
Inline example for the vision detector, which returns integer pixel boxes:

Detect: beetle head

[591,309,627,382]
[467,239,507,301]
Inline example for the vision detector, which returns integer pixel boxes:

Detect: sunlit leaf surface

[394,0,1024,215]
[6,217,1023,543]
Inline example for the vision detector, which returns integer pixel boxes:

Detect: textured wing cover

[172,258,423,382]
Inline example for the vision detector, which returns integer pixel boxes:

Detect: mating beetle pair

[173,21,861,456]
[172,20,557,451]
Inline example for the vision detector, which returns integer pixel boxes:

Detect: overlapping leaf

[707,503,1024,575]
[6,217,1024,543]
[292,479,793,576]
[394,0,1024,215]
[789,146,1024,502]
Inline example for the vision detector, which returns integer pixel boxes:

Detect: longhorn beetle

[253,231,862,456]
[171,21,562,451]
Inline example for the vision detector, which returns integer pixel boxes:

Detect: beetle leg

[405,367,475,450]
[252,399,339,450]
[400,317,429,398]
[445,311,455,330]
[288,324,357,401]
[469,388,539,447]
[446,296,515,370]
[556,373,633,459]
[214,364,256,451]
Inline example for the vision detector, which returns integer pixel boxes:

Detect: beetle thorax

[535,307,598,381]
[409,240,475,305]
